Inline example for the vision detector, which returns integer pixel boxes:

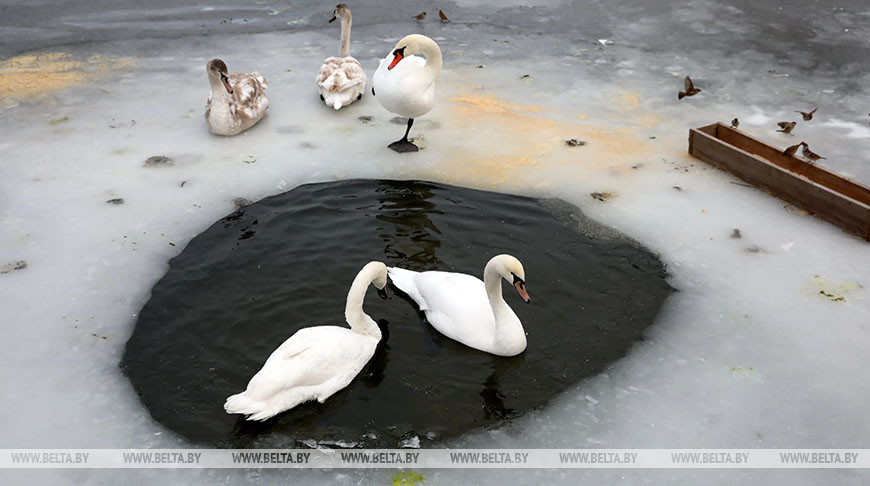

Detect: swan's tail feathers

[225,387,318,421]
[247,407,282,422]
[224,392,276,422]
[387,267,428,310]
[387,267,416,291]
[322,92,344,110]
[225,392,258,415]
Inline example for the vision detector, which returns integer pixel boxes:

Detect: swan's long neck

[483,259,526,353]
[339,15,351,58]
[419,37,443,81]
[208,75,230,101]
[344,265,382,339]
[483,263,512,328]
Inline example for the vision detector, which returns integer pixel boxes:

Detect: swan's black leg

[319,94,324,101]
[388,118,419,153]
[357,93,362,100]
[402,117,414,140]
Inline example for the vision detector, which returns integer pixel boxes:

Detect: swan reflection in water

[374,181,444,271]
[361,319,391,387]
[481,356,525,420]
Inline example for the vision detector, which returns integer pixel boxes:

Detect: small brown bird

[731,118,739,129]
[678,76,701,100]
[782,142,802,157]
[795,108,817,121]
[439,9,450,22]
[800,142,826,161]
[413,11,426,20]
[777,121,796,134]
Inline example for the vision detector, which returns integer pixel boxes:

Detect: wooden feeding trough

[688,122,870,241]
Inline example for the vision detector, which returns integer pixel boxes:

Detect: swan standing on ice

[316,4,367,110]
[205,59,268,136]
[371,34,442,152]
[388,255,532,357]
[224,262,389,421]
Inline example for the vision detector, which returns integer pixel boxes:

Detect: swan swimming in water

[204,59,268,136]
[371,34,442,152]
[224,261,388,421]
[388,255,531,357]
[316,3,367,110]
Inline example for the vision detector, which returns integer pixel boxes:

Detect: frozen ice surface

[1,0,869,484]
[400,435,422,449]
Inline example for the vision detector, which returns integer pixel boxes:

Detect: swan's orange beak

[388,51,404,70]
[513,275,531,303]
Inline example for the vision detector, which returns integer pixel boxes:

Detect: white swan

[371,34,442,152]
[224,261,388,421]
[316,4,367,110]
[388,255,531,357]
[205,59,268,136]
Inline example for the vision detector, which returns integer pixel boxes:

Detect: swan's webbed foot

[319,94,325,101]
[388,117,418,153]
[357,93,362,101]
[388,139,419,153]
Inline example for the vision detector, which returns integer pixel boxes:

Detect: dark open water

[122,179,673,448]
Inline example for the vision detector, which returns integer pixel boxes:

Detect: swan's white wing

[241,326,374,402]
[410,271,498,350]
[387,267,428,309]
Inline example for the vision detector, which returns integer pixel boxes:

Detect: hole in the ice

[121,179,674,448]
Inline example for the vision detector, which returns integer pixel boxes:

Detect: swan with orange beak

[388,255,532,357]
[371,34,442,152]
